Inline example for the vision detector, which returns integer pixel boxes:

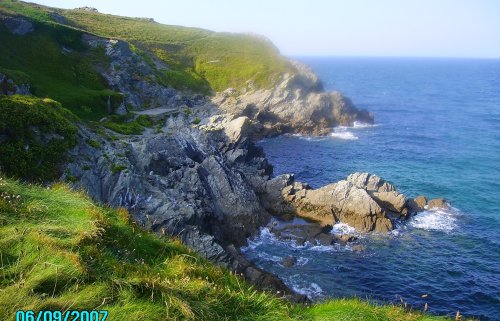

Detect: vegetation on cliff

[0,11,119,120]
[0,96,77,181]
[0,0,293,99]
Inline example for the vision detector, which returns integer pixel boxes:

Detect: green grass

[110,164,127,174]
[0,0,295,93]
[85,139,102,149]
[0,5,122,120]
[102,114,154,135]
[0,176,453,321]
[303,299,451,321]
[0,96,77,181]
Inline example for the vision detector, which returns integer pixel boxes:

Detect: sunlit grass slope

[0,0,294,95]
[0,176,452,321]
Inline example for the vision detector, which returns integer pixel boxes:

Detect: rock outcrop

[64,115,307,301]
[0,73,30,96]
[264,172,427,233]
[82,34,207,114]
[213,61,374,137]
[0,14,34,35]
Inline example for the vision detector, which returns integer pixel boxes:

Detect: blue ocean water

[242,57,500,320]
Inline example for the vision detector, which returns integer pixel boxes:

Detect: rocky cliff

[214,61,374,136]
[0,2,445,302]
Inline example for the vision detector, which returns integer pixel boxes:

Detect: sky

[33,0,500,58]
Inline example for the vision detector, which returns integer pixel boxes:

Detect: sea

[241,57,500,320]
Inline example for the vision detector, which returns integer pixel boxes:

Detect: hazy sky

[33,0,500,58]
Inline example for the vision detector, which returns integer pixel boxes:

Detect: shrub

[86,138,102,149]
[0,96,77,181]
[110,164,127,174]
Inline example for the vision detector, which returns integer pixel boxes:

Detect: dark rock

[281,256,297,267]
[335,234,357,243]
[224,246,308,303]
[316,233,335,246]
[50,12,68,24]
[0,74,30,96]
[351,244,366,252]
[64,123,287,296]
[260,174,296,215]
[1,15,34,35]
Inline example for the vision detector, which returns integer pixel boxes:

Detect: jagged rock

[427,198,448,209]
[272,172,448,233]
[259,174,296,215]
[223,116,255,143]
[275,173,417,233]
[283,179,392,232]
[335,234,357,243]
[347,173,409,218]
[76,7,99,12]
[408,195,427,213]
[281,256,297,267]
[64,122,280,292]
[0,74,30,96]
[213,61,373,137]
[82,34,203,113]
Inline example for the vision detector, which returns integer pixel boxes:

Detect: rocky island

[0,1,451,320]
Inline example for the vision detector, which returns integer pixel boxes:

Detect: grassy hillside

[0,176,450,321]
[0,7,120,120]
[0,0,294,97]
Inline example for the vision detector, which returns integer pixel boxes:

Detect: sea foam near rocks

[330,129,358,140]
[353,121,380,128]
[330,222,357,235]
[409,206,460,232]
[288,275,324,299]
[329,121,379,140]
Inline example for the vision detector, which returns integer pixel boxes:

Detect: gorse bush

[0,96,77,181]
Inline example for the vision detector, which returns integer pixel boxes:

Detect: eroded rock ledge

[262,172,449,233]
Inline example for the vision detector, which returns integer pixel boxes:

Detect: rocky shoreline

[1,15,447,301]
[63,107,448,302]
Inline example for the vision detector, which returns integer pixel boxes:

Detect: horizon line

[285,54,500,60]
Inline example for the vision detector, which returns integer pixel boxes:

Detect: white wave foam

[241,227,276,251]
[410,207,459,232]
[256,252,281,262]
[241,227,308,252]
[331,222,357,235]
[288,275,324,299]
[330,131,358,140]
[296,257,310,266]
[353,121,379,128]
[309,244,335,252]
